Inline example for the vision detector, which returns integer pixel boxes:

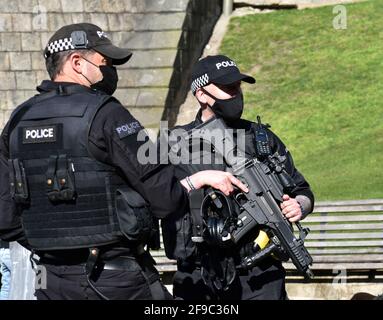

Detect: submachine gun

[179,116,314,279]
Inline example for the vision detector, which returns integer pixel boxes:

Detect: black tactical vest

[162,120,263,262]
[8,86,127,250]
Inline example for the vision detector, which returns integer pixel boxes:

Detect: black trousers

[173,259,287,300]
[35,262,172,300]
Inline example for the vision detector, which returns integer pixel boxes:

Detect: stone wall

[0,0,222,131]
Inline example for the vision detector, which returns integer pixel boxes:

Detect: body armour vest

[162,121,265,262]
[8,87,127,250]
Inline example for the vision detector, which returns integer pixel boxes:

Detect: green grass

[219,0,383,201]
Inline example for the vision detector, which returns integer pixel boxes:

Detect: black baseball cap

[44,23,132,65]
[190,55,255,94]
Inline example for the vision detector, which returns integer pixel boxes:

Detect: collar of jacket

[194,108,253,132]
[36,80,93,94]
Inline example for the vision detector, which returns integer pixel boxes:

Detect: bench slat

[154,257,175,264]
[157,265,177,272]
[309,247,383,255]
[304,215,383,223]
[313,206,383,213]
[314,199,383,207]
[305,240,383,247]
[312,254,383,263]
[307,232,383,240]
[283,262,383,270]
[306,223,383,231]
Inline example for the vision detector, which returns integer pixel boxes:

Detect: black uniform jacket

[0,81,188,260]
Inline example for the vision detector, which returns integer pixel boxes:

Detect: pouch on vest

[45,154,76,202]
[115,187,155,243]
[9,158,29,205]
[161,211,196,261]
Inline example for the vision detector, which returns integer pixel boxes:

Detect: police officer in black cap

[162,55,314,300]
[0,25,248,300]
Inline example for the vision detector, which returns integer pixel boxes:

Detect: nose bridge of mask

[89,64,118,96]
[203,87,244,122]
[201,87,237,103]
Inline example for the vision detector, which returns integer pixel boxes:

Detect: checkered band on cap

[45,38,75,57]
[191,73,209,94]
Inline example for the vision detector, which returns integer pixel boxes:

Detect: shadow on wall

[161,0,222,128]
[351,292,383,300]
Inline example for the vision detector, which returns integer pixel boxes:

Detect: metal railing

[223,0,233,15]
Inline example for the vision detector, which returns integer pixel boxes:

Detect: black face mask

[82,57,119,95]
[90,65,118,96]
[202,88,244,123]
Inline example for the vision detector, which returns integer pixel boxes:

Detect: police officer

[0,25,248,300]
[162,55,315,300]
[0,240,11,300]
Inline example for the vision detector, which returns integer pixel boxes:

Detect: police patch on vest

[22,125,57,144]
[115,121,142,139]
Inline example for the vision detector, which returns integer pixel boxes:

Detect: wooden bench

[152,199,383,283]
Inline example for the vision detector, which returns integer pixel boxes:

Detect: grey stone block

[0,1,19,13]
[31,5,49,31]
[3,109,13,121]
[114,88,139,106]
[31,52,46,70]
[119,49,177,68]
[48,14,73,31]
[125,0,189,13]
[101,0,126,13]
[123,0,143,13]
[109,31,134,47]
[0,14,13,32]
[37,0,62,12]
[61,0,84,13]
[35,70,48,83]
[133,13,186,31]
[12,14,33,32]
[107,14,134,32]
[40,32,51,49]
[121,31,181,50]
[0,71,16,90]
[5,90,36,110]
[17,0,38,13]
[71,13,86,24]
[21,32,42,51]
[10,52,32,71]
[1,33,21,51]
[15,71,37,90]
[0,111,5,130]
[118,68,173,87]
[90,13,108,30]
[2,91,17,110]
[0,91,10,111]
[83,0,103,13]
[0,91,7,110]
[135,88,168,107]
[0,53,10,70]
[128,106,164,128]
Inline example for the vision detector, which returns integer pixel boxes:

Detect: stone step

[122,0,190,14]
[118,50,178,69]
[114,88,169,108]
[118,68,173,88]
[117,30,182,50]
[129,106,164,128]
